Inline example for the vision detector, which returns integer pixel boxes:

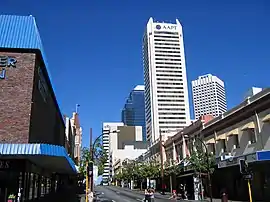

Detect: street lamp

[195,137,213,202]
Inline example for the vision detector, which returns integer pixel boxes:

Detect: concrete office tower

[143,18,190,143]
[122,85,146,140]
[102,122,124,185]
[192,74,227,120]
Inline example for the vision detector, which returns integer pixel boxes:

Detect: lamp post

[159,129,165,195]
[195,137,213,202]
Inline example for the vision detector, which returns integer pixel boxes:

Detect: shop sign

[218,153,257,169]
[0,160,10,169]
[0,56,17,80]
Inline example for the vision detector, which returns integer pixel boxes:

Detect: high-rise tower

[122,85,146,140]
[143,18,190,143]
[192,74,227,119]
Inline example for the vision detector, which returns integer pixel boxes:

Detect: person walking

[144,188,150,202]
[149,188,155,202]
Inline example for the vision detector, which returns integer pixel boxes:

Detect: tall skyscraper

[192,74,227,120]
[143,18,190,143]
[121,85,146,140]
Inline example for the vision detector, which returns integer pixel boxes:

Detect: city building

[0,15,76,201]
[143,18,190,144]
[162,88,270,201]
[64,116,75,159]
[192,74,227,120]
[122,85,146,140]
[244,87,263,99]
[102,122,124,185]
[70,112,83,165]
[64,111,82,165]
[102,123,147,185]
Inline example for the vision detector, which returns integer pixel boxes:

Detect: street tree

[79,136,107,175]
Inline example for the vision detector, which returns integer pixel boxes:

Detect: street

[94,186,170,202]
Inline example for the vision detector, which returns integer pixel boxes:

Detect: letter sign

[0,56,17,80]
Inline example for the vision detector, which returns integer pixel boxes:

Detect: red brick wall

[0,52,36,143]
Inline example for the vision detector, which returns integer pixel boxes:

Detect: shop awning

[0,144,77,174]
[241,122,255,131]
[262,114,270,122]
[205,138,215,144]
[216,133,226,140]
[227,129,239,136]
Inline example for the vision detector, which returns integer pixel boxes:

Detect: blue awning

[0,144,77,174]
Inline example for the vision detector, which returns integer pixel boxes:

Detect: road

[94,186,170,202]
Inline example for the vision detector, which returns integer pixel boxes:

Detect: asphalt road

[94,186,169,202]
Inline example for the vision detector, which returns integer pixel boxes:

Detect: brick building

[0,15,76,201]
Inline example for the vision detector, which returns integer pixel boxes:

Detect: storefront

[214,150,270,201]
[0,143,77,202]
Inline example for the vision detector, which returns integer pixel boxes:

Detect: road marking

[136,199,143,202]
[112,200,116,202]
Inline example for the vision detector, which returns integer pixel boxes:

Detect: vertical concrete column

[172,141,177,162]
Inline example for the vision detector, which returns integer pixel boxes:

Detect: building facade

[70,112,82,165]
[102,122,124,185]
[102,123,147,185]
[143,18,190,144]
[0,15,76,201]
[192,74,227,120]
[121,85,146,140]
[162,88,270,201]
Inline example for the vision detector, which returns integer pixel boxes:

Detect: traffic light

[87,162,93,177]
[239,159,248,174]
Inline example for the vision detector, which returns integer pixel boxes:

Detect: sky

[1,0,269,148]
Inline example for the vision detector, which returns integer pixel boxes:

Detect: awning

[216,133,226,140]
[205,138,215,144]
[262,114,270,122]
[227,129,239,136]
[241,122,255,131]
[0,144,77,174]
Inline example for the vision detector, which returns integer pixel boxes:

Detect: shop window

[220,139,227,153]
[248,129,256,144]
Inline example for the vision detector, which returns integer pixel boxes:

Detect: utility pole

[85,161,89,202]
[159,129,165,195]
[89,128,93,192]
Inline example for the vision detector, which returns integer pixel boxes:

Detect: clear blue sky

[1,0,269,148]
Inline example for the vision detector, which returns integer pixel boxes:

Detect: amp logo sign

[0,56,17,80]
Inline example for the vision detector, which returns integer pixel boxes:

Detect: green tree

[185,149,215,174]
[79,137,107,175]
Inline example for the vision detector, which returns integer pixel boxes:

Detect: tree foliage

[164,160,182,176]
[116,160,161,182]
[185,147,215,174]
[79,136,107,175]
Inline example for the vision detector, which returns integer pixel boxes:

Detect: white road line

[112,200,116,202]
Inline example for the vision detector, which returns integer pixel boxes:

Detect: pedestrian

[149,188,155,202]
[144,188,150,202]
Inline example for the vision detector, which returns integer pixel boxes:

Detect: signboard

[155,24,177,31]
[218,153,257,169]
[0,56,17,80]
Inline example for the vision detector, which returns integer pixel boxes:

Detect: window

[233,135,240,148]
[248,129,256,144]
